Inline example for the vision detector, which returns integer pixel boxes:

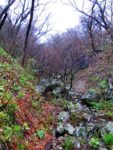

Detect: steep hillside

[73,46,113,94]
[1,46,113,150]
[0,48,56,150]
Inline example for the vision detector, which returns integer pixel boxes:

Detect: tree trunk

[89,28,96,52]
[21,0,35,67]
[0,13,8,30]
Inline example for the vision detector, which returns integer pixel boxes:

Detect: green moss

[89,75,100,83]
[105,111,113,118]
[103,133,113,146]
[70,113,77,124]
[90,102,104,110]
[62,136,75,150]
[99,79,108,89]
[90,101,113,110]
[35,129,45,139]
[89,137,100,149]
[0,47,7,56]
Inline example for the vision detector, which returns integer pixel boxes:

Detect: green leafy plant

[2,125,13,141]
[89,76,100,83]
[90,101,113,110]
[13,125,23,138]
[19,74,27,85]
[17,91,25,99]
[5,92,12,100]
[99,80,108,89]
[32,100,40,109]
[18,144,26,150]
[0,47,7,56]
[62,136,75,150]
[2,125,23,141]
[89,137,100,149]
[89,88,97,93]
[0,112,8,122]
[7,103,18,114]
[103,133,113,146]
[70,112,77,124]
[105,111,113,118]
[35,130,45,139]
[13,84,20,92]
[23,122,30,130]
[0,85,5,92]
[90,102,104,110]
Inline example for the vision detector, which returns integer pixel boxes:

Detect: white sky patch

[0,0,86,33]
[45,0,90,36]
[48,1,81,33]
[0,0,90,42]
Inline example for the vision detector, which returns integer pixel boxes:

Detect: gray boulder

[75,126,87,137]
[36,78,50,93]
[36,85,45,93]
[64,123,75,135]
[99,148,107,150]
[105,89,113,100]
[36,78,62,95]
[81,90,100,104]
[105,122,113,133]
[53,87,61,97]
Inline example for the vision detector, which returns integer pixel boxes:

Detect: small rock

[81,90,100,105]
[74,141,81,148]
[75,126,87,137]
[64,123,75,135]
[36,85,45,93]
[75,102,83,111]
[68,89,76,99]
[87,123,96,132]
[82,113,92,121]
[56,146,63,150]
[58,136,64,142]
[105,122,113,133]
[53,88,61,97]
[99,148,108,150]
[55,123,64,137]
[58,111,70,122]
[105,89,113,100]
[56,124,64,134]
[58,136,64,145]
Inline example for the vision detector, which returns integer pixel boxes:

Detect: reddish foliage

[15,93,54,149]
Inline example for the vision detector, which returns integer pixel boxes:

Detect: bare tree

[0,0,15,30]
[8,0,32,56]
[21,0,36,66]
[36,28,90,91]
[66,0,113,44]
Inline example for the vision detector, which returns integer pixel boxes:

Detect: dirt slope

[73,47,113,94]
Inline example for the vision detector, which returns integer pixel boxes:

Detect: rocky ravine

[37,78,113,150]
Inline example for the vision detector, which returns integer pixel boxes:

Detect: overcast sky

[0,0,85,31]
[0,0,88,40]
[41,0,88,41]
[48,1,81,33]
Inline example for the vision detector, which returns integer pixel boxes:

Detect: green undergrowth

[0,47,41,149]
